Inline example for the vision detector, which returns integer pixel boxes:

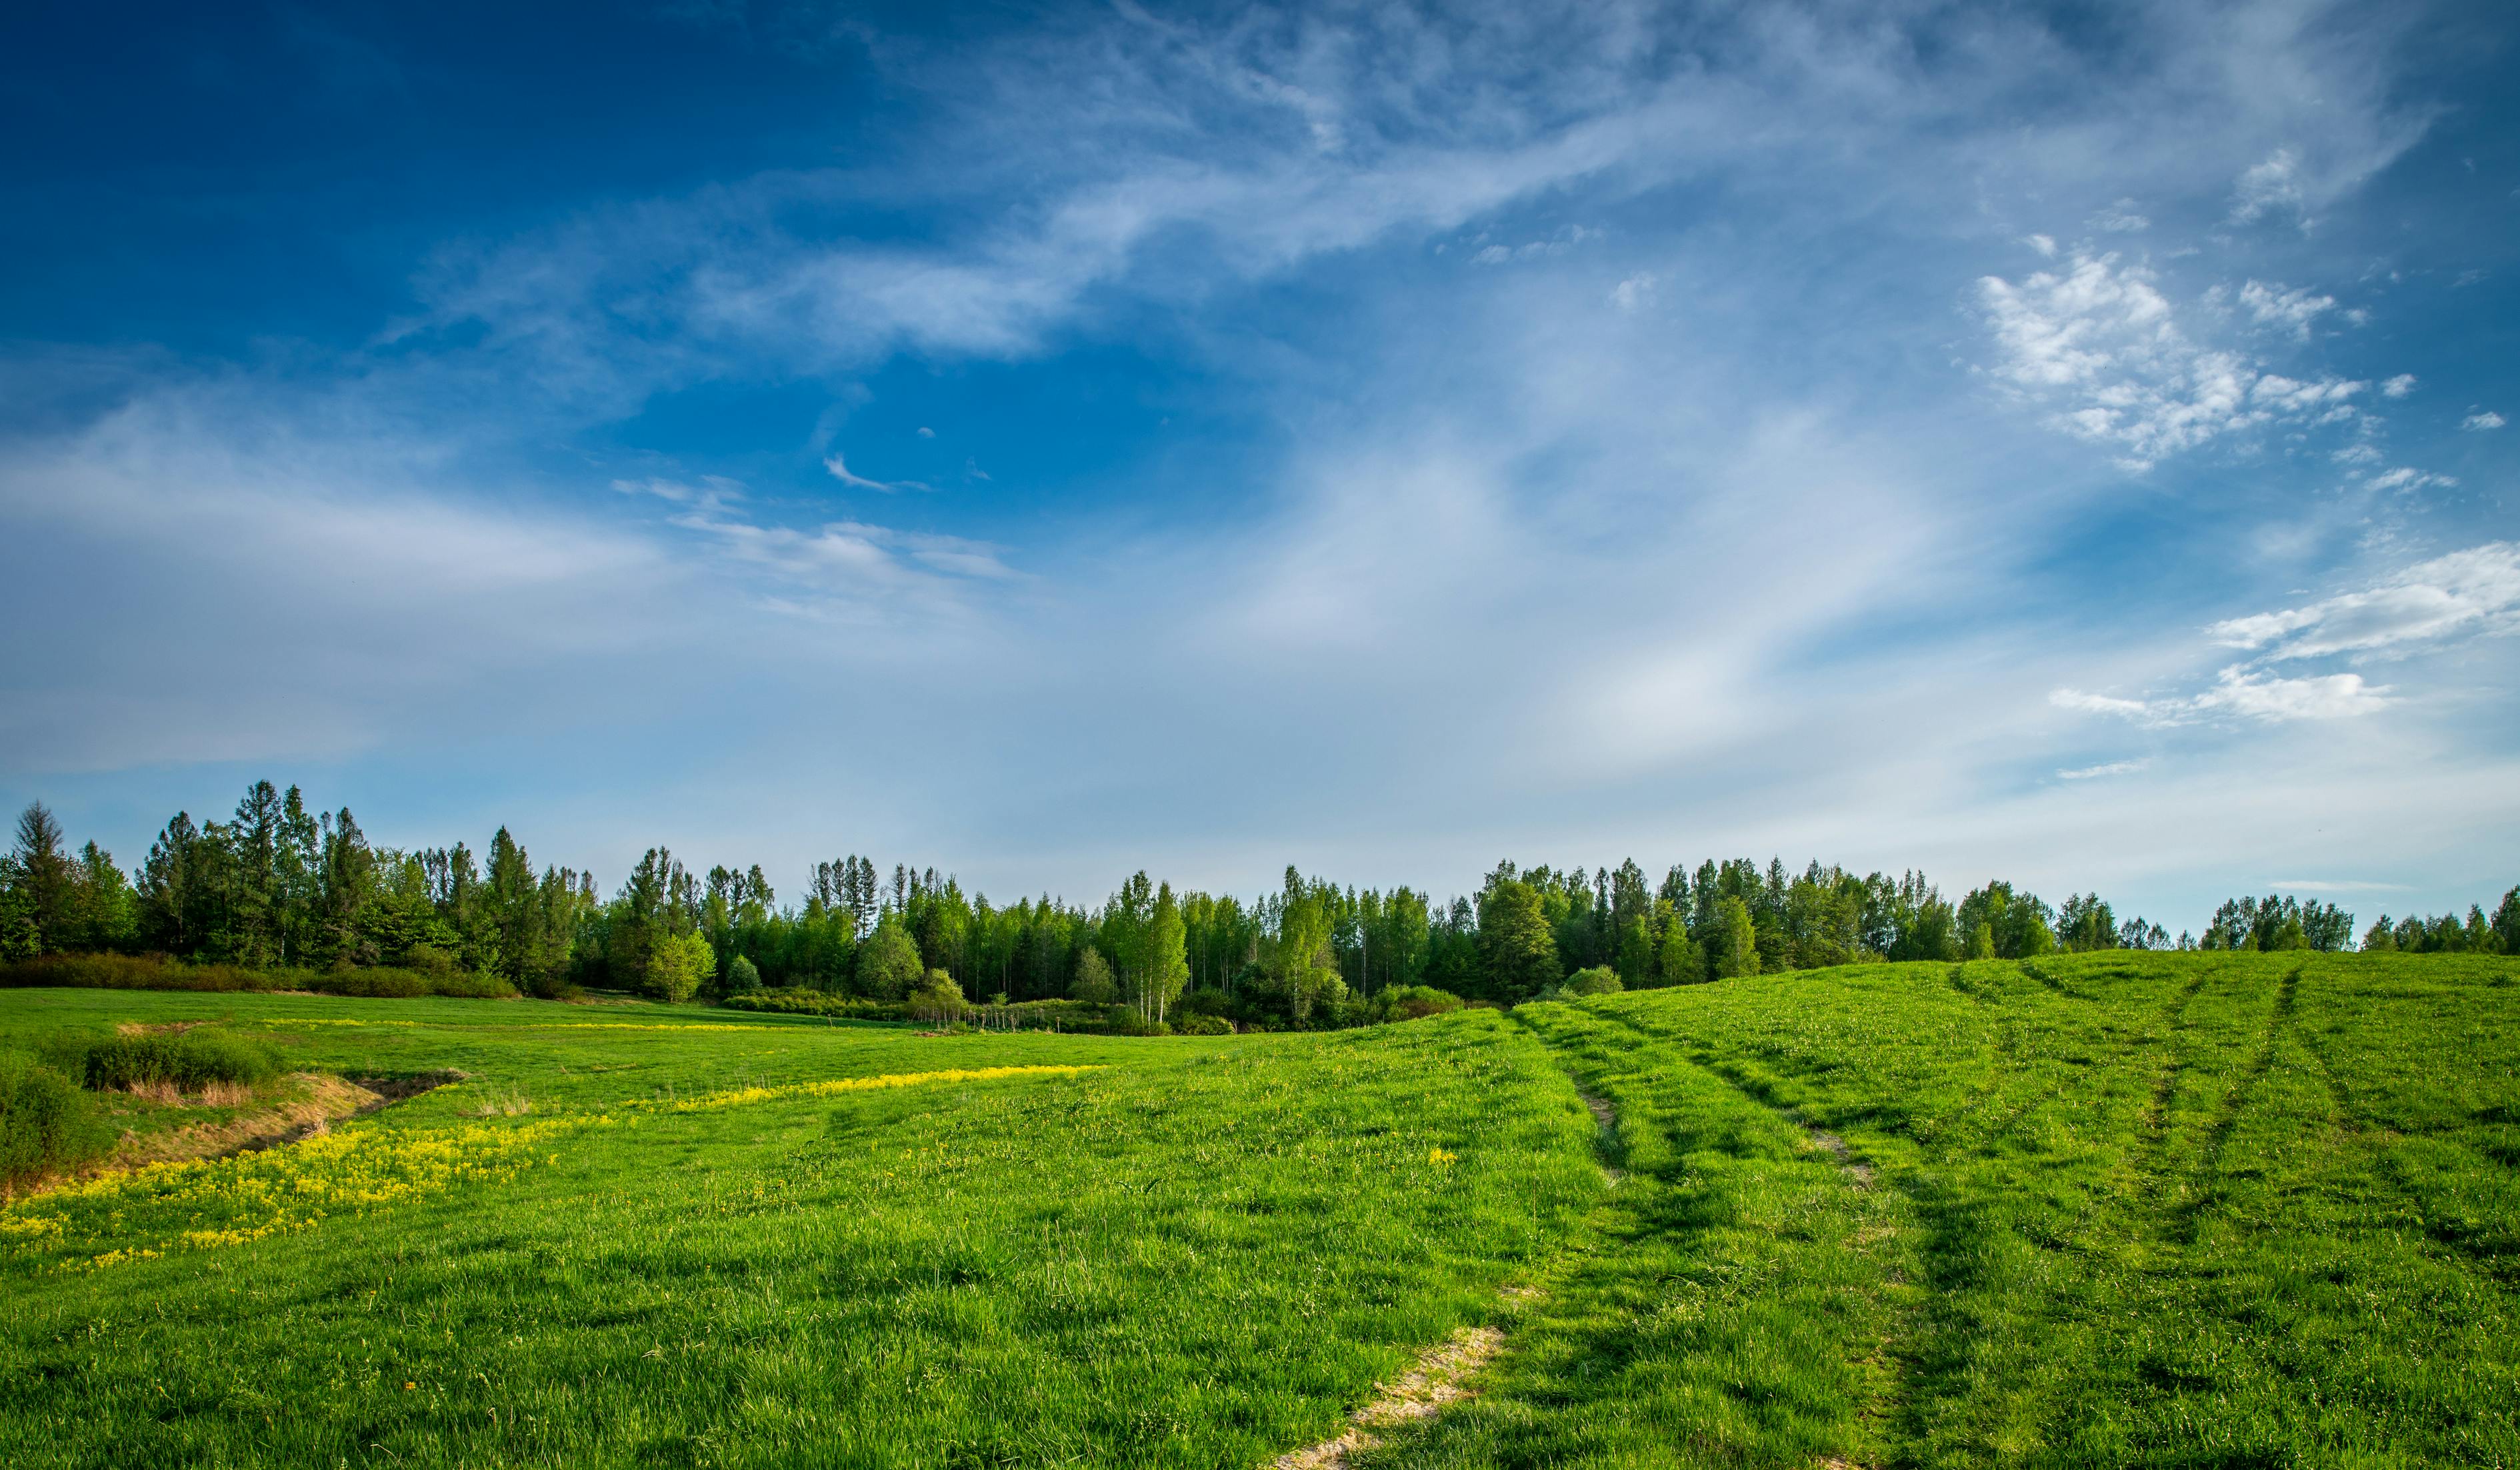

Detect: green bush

[1104,1008,1171,1037]
[1372,985,1466,1021]
[1174,1013,1233,1035]
[724,955,763,995]
[1562,966,1623,997]
[719,991,911,1021]
[42,1028,281,1093]
[0,1051,109,1188]
[0,953,515,999]
[909,971,967,1025]
[297,967,516,999]
[0,953,265,991]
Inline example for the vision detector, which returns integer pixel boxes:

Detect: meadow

[1,951,2515,1467]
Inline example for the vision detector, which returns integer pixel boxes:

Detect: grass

[0,988,1600,1468]
[1362,950,2520,1468]
[0,952,2513,1467]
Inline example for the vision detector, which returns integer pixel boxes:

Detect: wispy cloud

[2463,410,2505,431]
[823,453,933,494]
[2207,542,2520,660]
[2229,148,2305,225]
[2051,667,2392,725]
[2058,759,2147,780]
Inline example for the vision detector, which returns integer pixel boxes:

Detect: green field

[3,951,2515,1468]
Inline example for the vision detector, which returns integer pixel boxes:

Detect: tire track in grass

[2169,967,2298,1246]
[2286,977,2520,1291]
[1568,1001,1909,1463]
[1268,1017,1626,1467]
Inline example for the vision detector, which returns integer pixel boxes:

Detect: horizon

[3,0,2516,926]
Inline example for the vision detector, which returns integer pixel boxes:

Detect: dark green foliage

[2361,889,2515,955]
[41,1027,279,1093]
[2207,893,2357,951]
[1475,876,1560,1000]
[0,1051,108,1187]
[1369,985,1464,1021]
[1560,965,1621,996]
[0,954,515,999]
[716,990,909,1021]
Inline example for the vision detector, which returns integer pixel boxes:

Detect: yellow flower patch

[2,1115,611,1273]
[666,1064,1103,1113]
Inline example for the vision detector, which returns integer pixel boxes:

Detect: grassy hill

[2,951,2514,1467]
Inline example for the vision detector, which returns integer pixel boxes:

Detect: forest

[4,779,2515,1031]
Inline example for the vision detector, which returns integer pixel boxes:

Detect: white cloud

[2462,410,2505,431]
[2058,759,2147,780]
[917,425,936,438]
[2050,689,2154,718]
[1470,226,1597,267]
[2054,667,2391,725]
[2230,148,2305,223]
[2207,542,2520,660]
[2195,667,2391,720]
[823,452,933,494]
[2365,466,2456,493]
[2237,279,2337,338]
[1608,273,1657,311]
[2381,373,2417,397]
[2091,200,2150,233]
[2026,233,2058,258]
[1978,252,2361,469]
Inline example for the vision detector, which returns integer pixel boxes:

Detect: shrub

[0,953,515,999]
[1563,967,1623,997]
[0,953,265,991]
[42,1028,280,1093]
[1174,1013,1233,1035]
[719,991,911,1021]
[1104,1007,1171,1037]
[402,943,459,979]
[724,955,763,995]
[0,1052,109,1189]
[909,971,967,1025]
[1373,985,1465,1021]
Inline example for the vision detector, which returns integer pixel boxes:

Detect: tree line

[3,781,2516,1028]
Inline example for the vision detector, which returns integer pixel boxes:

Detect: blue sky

[3,0,2515,929]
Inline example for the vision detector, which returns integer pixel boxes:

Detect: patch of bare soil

[349,1071,466,1109]
[1271,1325,1507,1470]
[111,1019,215,1037]
[1577,1090,1625,1183]
[1798,1125,1874,1189]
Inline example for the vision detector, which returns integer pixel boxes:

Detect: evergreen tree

[10,803,73,953]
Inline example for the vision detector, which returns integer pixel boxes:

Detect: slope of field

[3,953,2515,1468]
[1367,951,2520,1468]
